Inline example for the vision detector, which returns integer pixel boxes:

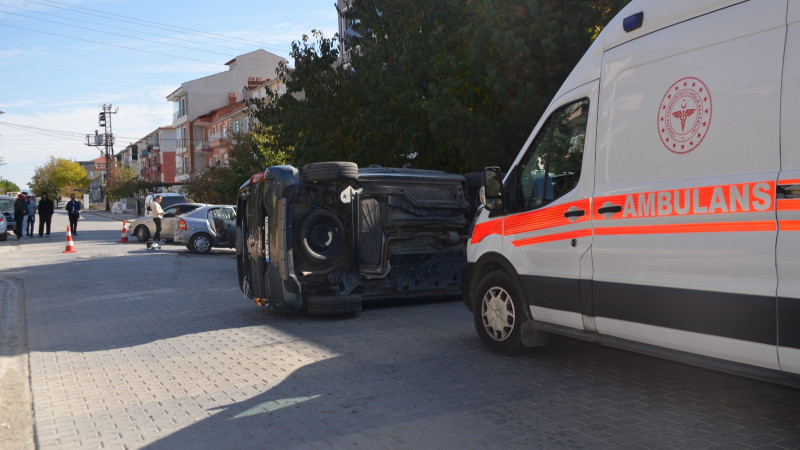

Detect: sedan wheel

[190,233,212,254]
[136,226,150,242]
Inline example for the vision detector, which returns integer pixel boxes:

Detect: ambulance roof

[551,0,746,103]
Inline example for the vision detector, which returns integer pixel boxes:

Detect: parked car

[143,193,188,216]
[0,206,7,241]
[0,195,16,239]
[129,203,204,242]
[236,162,475,314]
[174,205,236,254]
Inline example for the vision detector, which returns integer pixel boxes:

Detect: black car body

[236,162,474,314]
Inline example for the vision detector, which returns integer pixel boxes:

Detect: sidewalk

[81,209,139,222]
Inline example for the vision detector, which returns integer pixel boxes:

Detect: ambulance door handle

[598,204,622,215]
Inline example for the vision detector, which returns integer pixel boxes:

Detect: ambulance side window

[517,99,589,210]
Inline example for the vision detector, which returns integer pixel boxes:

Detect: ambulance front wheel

[474,271,526,355]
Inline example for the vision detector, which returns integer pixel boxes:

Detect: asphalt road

[0,211,799,449]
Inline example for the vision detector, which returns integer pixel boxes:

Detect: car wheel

[297,209,345,262]
[189,233,212,254]
[302,162,358,183]
[474,271,526,355]
[0,232,6,242]
[135,226,150,242]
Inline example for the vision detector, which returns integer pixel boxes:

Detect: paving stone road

[0,210,799,449]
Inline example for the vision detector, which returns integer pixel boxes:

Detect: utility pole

[85,104,117,211]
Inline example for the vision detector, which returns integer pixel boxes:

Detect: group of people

[12,192,80,239]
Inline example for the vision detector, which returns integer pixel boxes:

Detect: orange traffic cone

[63,226,77,253]
[118,220,129,243]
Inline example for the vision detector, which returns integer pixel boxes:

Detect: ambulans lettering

[620,182,774,219]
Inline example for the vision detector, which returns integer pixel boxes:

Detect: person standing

[66,193,81,235]
[38,192,54,237]
[13,194,27,240]
[150,195,164,247]
[25,195,37,237]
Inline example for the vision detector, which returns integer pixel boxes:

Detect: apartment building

[166,49,286,181]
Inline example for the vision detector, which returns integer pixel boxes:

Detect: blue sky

[0,0,339,189]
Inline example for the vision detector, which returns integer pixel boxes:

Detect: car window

[164,206,178,216]
[219,207,236,221]
[179,205,200,215]
[0,198,14,210]
[516,98,589,211]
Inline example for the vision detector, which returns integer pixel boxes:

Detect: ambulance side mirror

[481,166,504,212]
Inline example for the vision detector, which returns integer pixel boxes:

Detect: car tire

[0,232,6,241]
[302,162,358,183]
[189,233,212,254]
[297,209,345,263]
[306,295,362,315]
[135,225,150,242]
[473,270,526,355]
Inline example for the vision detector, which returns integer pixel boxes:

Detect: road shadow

[143,316,800,449]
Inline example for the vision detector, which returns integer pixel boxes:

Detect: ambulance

[465,0,800,381]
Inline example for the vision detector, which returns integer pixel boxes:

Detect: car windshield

[0,198,14,211]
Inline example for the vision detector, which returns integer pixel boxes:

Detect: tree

[0,179,20,194]
[29,157,89,199]
[250,0,630,174]
[106,165,154,201]
[184,127,291,204]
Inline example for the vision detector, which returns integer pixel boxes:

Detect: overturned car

[236,162,475,314]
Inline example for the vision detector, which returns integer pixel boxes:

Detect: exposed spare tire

[297,209,346,262]
[302,161,359,183]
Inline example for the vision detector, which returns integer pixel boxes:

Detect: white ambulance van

[466,0,800,381]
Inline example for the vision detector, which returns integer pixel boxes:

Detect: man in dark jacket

[37,192,55,237]
[13,194,27,240]
[66,193,81,235]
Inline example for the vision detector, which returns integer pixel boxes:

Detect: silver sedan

[174,205,236,254]
[128,203,205,242]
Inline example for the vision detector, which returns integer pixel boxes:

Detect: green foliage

[106,165,155,201]
[249,0,629,174]
[184,129,291,204]
[0,179,20,194]
[29,157,89,199]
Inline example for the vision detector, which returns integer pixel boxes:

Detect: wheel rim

[480,286,515,342]
[137,227,148,241]
[193,235,211,253]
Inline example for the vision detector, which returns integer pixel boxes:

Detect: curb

[0,278,35,450]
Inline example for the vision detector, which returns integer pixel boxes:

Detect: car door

[592,0,784,370]
[501,84,597,330]
[161,206,180,239]
[778,0,800,375]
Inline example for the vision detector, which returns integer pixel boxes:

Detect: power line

[0,22,226,65]
[0,3,259,54]
[0,8,245,57]
[22,0,293,52]
[0,120,99,142]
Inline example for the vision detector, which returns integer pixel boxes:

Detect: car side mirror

[481,166,504,212]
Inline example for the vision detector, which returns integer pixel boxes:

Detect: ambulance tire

[302,162,358,183]
[474,271,526,355]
